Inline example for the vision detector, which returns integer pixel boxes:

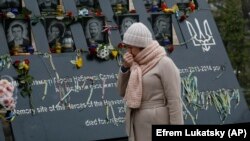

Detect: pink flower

[6,85,14,93]
[0,86,4,97]
[0,91,4,97]
[3,99,10,106]
[0,79,16,111]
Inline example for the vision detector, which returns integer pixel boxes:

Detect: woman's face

[126,45,142,57]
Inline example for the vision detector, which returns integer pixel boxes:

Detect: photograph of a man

[120,16,137,36]
[38,0,57,11]
[0,0,20,8]
[6,20,30,51]
[153,14,171,41]
[85,18,103,41]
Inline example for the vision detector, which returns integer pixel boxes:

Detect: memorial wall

[0,0,249,140]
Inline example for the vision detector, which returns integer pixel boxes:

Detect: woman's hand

[122,52,134,68]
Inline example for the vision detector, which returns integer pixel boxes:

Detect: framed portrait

[82,16,107,45]
[45,17,76,53]
[0,0,22,11]
[110,0,129,14]
[151,13,172,46]
[116,14,139,37]
[37,0,59,14]
[4,19,32,55]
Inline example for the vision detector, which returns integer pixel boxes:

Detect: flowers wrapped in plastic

[0,76,17,121]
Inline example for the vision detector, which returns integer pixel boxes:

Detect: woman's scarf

[124,41,166,108]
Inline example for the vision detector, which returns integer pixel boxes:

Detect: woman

[117,22,184,141]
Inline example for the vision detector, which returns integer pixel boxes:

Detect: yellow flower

[111,50,118,58]
[76,56,83,69]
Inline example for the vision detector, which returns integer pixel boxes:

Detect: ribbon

[102,25,118,35]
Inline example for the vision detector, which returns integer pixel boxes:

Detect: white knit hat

[123,22,153,48]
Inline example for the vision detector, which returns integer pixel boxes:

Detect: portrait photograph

[116,14,139,36]
[82,16,106,44]
[37,0,59,13]
[45,18,76,53]
[151,13,172,45]
[4,19,32,55]
[0,0,21,10]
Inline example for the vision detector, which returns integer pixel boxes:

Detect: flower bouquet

[0,76,17,121]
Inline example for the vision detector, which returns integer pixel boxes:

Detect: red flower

[161,2,168,10]
[130,10,136,13]
[50,48,56,53]
[118,43,125,48]
[24,59,30,65]
[67,11,73,17]
[13,60,20,68]
[167,45,174,54]
[95,9,102,16]
[189,1,196,12]
[88,48,97,56]
[179,14,188,22]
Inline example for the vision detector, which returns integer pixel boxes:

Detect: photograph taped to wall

[0,0,21,11]
[82,16,106,45]
[4,19,32,55]
[151,13,172,46]
[116,14,139,37]
[45,18,76,53]
[37,0,59,13]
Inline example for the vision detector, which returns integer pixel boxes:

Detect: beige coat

[117,56,184,141]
